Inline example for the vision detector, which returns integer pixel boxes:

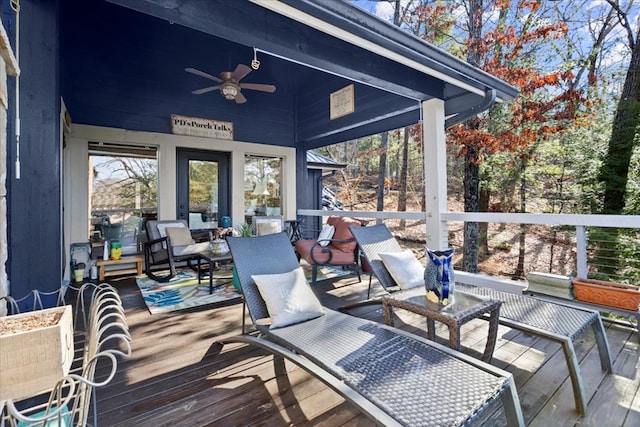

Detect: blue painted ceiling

[60,0,516,149]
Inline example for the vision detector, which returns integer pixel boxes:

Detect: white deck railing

[297,209,640,287]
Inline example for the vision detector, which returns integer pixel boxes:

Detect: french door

[176,148,230,230]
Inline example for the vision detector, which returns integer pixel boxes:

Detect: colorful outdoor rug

[136,269,241,314]
[137,262,351,314]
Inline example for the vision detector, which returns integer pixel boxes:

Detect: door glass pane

[188,160,219,229]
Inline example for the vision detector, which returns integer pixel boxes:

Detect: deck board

[95,273,640,426]
[579,331,640,427]
[529,323,632,426]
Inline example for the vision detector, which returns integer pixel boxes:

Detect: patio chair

[294,215,366,284]
[350,224,404,300]
[349,223,613,415]
[143,219,210,282]
[223,232,524,426]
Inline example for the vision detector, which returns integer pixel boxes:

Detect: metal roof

[307,150,347,170]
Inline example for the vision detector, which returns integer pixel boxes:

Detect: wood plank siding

[94,273,639,426]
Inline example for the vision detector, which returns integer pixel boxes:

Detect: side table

[382,288,502,362]
[197,251,233,294]
[96,255,144,281]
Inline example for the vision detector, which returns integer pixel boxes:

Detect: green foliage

[235,223,253,237]
[626,144,640,214]
[188,161,218,207]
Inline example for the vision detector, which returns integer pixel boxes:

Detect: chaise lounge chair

[350,223,613,415]
[223,232,524,426]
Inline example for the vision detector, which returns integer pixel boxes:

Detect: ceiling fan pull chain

[251,48,260,70]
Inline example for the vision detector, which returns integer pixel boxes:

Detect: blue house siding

[4,0,61,297]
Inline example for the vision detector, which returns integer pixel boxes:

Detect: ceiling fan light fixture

[187,64,275,103]
[221,82,238,100]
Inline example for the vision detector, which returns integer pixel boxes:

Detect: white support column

[421,99,448,249]
[576,226,588,278]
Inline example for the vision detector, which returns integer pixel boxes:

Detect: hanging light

[220,82,238,100]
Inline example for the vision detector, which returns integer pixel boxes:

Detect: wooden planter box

[0,305,74,401]
[572,278,640,311]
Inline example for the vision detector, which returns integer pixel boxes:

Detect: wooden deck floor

[97,273,640,426]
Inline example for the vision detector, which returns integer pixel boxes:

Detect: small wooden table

[96,255,144,281]
[382,288,502,362]
[196,251,233,294]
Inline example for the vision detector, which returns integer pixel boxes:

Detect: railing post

[576,226,587,279]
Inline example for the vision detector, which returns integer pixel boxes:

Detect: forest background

[314,0,640,282]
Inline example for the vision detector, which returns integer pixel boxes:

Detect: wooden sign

[171,114,233,140]
[330,84,355,120]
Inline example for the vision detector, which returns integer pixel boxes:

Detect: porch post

[0,22,19,314]
[421,99,448,249]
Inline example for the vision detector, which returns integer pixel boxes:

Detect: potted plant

[0,305,74,400]
[572,277,640,311]
[234,223,253,238]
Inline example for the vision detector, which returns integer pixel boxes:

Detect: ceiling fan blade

[185,67,222,83]
[232,64,252,82]
[234,91,247,104]
[192,85,221,95]
[239,83,276,93]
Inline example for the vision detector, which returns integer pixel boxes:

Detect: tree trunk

[478,187,490,260]
[463,145,480,273]
[462,0,483,273]
[595,24,639,276]
[376,132,388,224]
[353,139,359,177]
[513,166,527,280]
[600,25,640,214]
[398,128,409,229]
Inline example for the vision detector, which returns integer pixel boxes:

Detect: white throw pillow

[156,222,187,237]
[165,227,194,247]
[379,250,424,290]
[252,267,324,329]
[316,224,335,247]
[257,221,281,236]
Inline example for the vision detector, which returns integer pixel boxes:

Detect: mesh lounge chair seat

[223,232,524,426]
[350,224,613,415]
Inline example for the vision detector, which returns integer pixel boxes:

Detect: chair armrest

[309,237,357,264]
[143,236,170,248]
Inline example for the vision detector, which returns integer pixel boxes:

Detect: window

[89,143,158,254]
[244,155,282,218]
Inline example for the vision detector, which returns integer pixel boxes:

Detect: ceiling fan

[185,64,276,104]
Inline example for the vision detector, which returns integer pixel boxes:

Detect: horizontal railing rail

[296,209,640,284]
